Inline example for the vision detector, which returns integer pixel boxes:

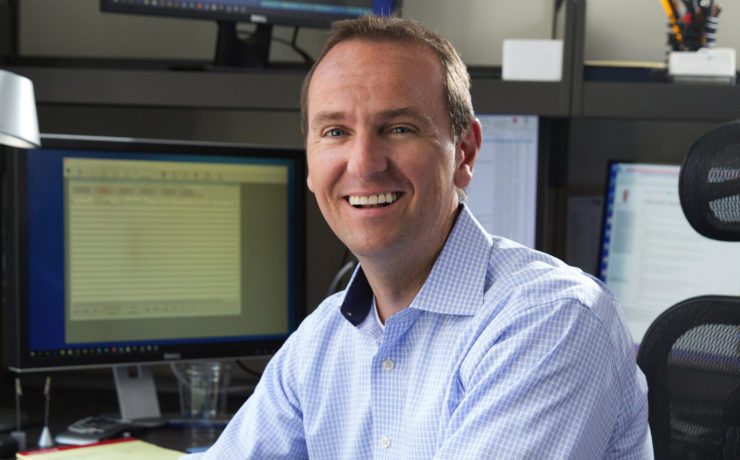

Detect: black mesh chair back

[637,120,740,459]
[638,297,740,459]
[679,120,740,242]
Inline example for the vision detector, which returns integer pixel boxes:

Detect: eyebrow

[310,107,432,129]
[376,107,429,123]
[310,111,346,128]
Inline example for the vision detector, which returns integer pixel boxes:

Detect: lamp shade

[0,69,40,149]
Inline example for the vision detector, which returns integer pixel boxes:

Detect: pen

[660,0,683,44]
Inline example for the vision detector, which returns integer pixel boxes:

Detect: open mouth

[347,192,399,209]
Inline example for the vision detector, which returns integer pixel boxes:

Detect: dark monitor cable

[237,26,314,66]
[235,360,263,379]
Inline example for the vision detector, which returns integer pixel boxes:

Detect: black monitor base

[215,21,272,68]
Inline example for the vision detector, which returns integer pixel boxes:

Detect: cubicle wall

[5,0,740,303]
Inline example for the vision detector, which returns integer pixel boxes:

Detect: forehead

[307,39,446,115]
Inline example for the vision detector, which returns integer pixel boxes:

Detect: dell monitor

[598,162,740,343]
[2,134,305,422]
[99,0,401,68]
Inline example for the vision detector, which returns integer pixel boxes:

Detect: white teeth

[348,193,398,207]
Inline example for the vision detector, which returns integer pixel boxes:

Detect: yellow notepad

[16,438,183,459]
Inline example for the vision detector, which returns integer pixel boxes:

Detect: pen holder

[668,48,736,84]
[667,30,682,52]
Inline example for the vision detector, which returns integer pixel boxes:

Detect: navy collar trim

[340,267,373,326]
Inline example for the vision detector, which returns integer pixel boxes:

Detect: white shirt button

[382,359,394,371]
[380,436,391,449]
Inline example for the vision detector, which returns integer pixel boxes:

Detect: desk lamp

[0,69,40,149]
[0,69,39,453]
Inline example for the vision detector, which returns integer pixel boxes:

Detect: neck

[359,206,461,322]
[362,256,433,322]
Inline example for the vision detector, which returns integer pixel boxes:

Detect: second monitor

[599,161,740,343]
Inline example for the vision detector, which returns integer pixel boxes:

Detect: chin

[346,238,403,261]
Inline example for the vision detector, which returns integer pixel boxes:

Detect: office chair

[636,120,740,460]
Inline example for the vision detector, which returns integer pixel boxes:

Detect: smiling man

[184,16,652,459]
[304,36,479,322]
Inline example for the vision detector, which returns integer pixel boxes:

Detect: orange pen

[660,0,684,44]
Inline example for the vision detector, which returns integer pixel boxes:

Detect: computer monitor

[2,134,305,422]
[598,162,740,343]
[465,114,540,249]
[99,0,401,68]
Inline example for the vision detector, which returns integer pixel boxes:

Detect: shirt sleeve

[433,298,651,460]
[180,332,308,460]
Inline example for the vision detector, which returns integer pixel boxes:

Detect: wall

[15,0,552,65]
[15,0,740,66]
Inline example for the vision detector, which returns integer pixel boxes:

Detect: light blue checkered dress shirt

[182,205,653,459]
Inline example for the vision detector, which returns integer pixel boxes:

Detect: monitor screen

[100,0,399,28]
[3,135,305,374]
[99,0,401,67]
[598,162,740,343]
[465,114,540,249]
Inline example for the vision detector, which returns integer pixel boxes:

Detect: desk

[0,381,247,459]
[2,423,223,459]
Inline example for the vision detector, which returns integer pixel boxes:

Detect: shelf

[472,79,569,117]
[9,66,306,111]
[580,81,740,122]
[8,66,571,118]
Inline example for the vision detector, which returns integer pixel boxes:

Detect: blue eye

[325,128,345,137]
[390,126,412,134]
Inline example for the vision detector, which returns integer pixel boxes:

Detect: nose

[346,132,388,179]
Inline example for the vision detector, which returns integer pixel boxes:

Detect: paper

[466,115,539,248]
[17,438,183,459]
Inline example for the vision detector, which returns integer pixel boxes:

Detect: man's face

[305,39,476,263]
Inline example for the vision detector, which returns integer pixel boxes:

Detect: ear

[453,118,482,189]
[306,174,315,193]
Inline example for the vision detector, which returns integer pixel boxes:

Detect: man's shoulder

[485,237,615,317]
[475,238,634,366]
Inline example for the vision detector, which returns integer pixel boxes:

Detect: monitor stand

[214,21,272,68]
[112,366,165,428]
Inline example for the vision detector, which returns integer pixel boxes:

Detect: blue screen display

[102,0,399,25]
[20,145,300,363]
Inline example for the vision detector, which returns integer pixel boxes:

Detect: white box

[502,39,563,82]
[668,48,736,83]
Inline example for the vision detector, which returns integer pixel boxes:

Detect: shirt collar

[340,266,373,326]
[339,204,492,325]
[408,204,491,316]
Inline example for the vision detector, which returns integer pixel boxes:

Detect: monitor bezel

[3,134,306,373]
[597,160,680,283]
[99,0,402,29]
